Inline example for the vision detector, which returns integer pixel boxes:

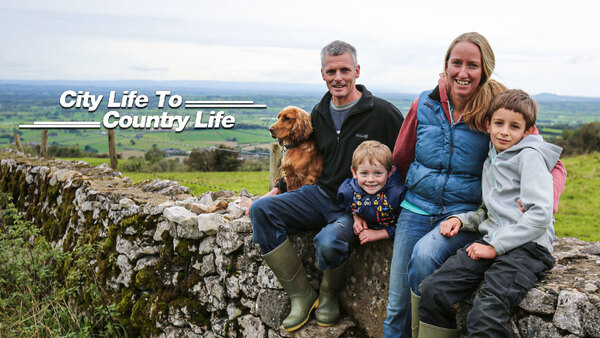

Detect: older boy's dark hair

[351,140,393,172]
[487,89,537,129]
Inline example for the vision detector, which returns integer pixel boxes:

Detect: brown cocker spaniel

[269,106,323,191]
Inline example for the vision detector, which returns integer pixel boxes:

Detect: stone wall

[1,149,599,337]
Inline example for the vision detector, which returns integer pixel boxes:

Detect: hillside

[1,82,599,155]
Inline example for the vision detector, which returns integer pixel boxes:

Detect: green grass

[123,171,270,196]
[554,153,600,241]
[69,157,112,167]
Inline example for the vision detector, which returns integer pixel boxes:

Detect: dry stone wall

[1,149,599,337]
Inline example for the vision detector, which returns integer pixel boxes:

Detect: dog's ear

[290,107,313,143]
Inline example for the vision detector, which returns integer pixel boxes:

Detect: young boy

[417,89,563,337]
[337,140,406,244]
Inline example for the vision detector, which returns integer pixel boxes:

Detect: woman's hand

[440,217,462,237]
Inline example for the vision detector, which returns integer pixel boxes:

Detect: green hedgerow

[0,192,127,337]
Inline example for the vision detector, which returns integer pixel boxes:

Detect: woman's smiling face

[446,41,483,103]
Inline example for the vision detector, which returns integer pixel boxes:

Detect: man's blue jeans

[382,209,482,338]
[250,185,355,270]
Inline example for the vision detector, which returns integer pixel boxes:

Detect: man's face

[321,52,360,106]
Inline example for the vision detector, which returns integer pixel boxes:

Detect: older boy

[337,141,406,245]
[417,89,563,337]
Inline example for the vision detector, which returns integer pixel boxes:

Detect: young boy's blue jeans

[250,185,355,270]
[383,209,482,338]
[419,240,554,337]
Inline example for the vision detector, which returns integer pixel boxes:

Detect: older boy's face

[351,161,392,195]
[486,108,532,152]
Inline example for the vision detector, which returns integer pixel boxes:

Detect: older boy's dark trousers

[419,240,554,337]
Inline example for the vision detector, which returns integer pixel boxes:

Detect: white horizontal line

[33,121,100,125]
[19,124,101,129]
[185,101,254,104]
[185,104,267,108]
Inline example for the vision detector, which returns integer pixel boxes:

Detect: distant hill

[533,93,600,102]
[0,80,325,96]
[1,80,598,101]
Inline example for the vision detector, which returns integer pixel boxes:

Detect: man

[250,40,403,332]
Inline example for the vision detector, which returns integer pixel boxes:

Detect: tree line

[554,121,600,156]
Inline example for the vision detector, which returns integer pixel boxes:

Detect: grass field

[554,153,600,241]
[124,171,270,196]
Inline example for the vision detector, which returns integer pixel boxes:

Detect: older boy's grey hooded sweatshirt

[456,135,562,255]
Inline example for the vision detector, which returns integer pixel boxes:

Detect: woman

[382,32,566,338]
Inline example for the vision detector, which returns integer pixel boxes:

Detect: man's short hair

[321,40,357,67]
[487,89,537,129]
[352,140,393,172]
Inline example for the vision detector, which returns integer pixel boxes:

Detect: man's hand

[244,187,281,215]
[353,214,368,235]
[466,243,497,260]
[358,229,389,245]
[440,217,462,237]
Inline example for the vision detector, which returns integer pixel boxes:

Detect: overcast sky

[1,0,599,97]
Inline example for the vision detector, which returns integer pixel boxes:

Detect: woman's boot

[262,238,319,332]
[411,290,421,338]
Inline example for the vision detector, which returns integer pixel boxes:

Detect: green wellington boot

[418,321,461,338]
[315,260,348,326]
[411,290,421,338]
[262,239,319,332]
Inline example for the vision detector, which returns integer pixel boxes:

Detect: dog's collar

[279,140,298,151]
[282,144,297,151]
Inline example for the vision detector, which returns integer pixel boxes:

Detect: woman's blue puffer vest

[404,89,489,216]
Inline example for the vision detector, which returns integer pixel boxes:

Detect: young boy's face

[486,108,533,152]
[351,160,393,195]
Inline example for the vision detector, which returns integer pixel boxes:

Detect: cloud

[129,65,169,72]
[1,0,599,96]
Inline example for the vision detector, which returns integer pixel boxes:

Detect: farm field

[3,83,600,153]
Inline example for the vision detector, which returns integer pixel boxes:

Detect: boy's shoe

[418,321,461,338]
[315,260,348,326]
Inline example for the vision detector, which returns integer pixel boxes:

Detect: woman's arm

[393,98,419,180]
[531,126,567,213]
[550,159,567,213]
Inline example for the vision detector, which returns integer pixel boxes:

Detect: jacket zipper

[488,154,504,239]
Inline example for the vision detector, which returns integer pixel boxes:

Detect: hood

[489,135,563,171]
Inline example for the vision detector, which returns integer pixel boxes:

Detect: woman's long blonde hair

[444,32,507,132]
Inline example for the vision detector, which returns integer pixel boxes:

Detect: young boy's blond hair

[351,140,393,172]
[487,89,538,129]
